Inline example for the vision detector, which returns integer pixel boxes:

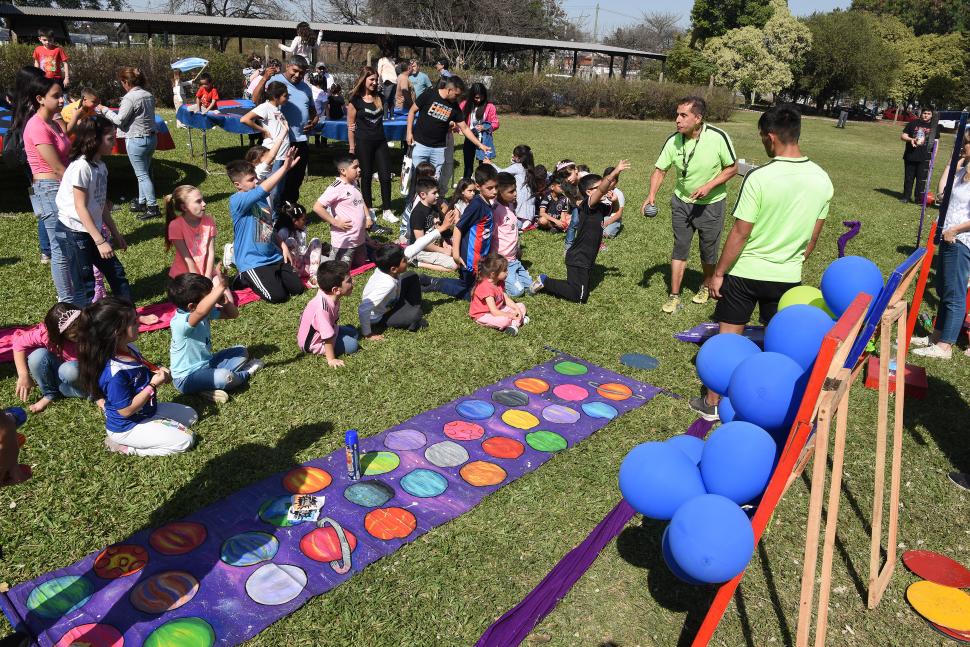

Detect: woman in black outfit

[347,66,394,223]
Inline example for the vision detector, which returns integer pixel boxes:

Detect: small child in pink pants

[469,255,529,336]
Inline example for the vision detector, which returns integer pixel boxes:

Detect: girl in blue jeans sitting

[12,302,86,413]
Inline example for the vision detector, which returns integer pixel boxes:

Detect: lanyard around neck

[680,126,702,179]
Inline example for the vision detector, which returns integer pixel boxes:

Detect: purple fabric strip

[685,418,715,439]
[673,322,765,346]
[838,220,861,258]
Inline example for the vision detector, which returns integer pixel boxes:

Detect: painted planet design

[582,401,619,420]
[456,399,495,420]
[460,460,507,487]
[526,430,569,453]
[553,384,589,401]
[26,575,93,619]
[384,429,427,451]
[93,544,148,579]
[55,623,123,647]
[542,404,581,424]
[220,531,280,567]
[501,409,540,430]
[144,617,215,647]
[149,521,207,556]
[514,377,549,394]
[425,441,470,468]
[443,420,485,441]
[554,360,588,376]
[300,526,358,562]
[282,466,332,494]
[365,507,417,540]
[492,389,530,407]
[361,451,400,476]
[596,382,633,401]
[344,480,395,507]
[258,496,306,527]
[400,469,448,498]
[245,563,307,606]
[130,570,200,614]
[482,437,525,460]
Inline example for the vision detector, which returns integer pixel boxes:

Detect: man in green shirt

[690,105,834,420]
[644,96,738,313]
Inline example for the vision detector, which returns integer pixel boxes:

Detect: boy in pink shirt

[314,153,376,268]
[297,260,359,367]
[494,171,533,297]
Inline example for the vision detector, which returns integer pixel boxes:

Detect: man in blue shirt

[252,55,319,210]
[408,60,432,99]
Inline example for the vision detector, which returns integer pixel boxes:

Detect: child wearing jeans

[12,302,86,413]
[275,202,326,286]
[168,272,263,403]
[297,260,360,367]
[494,172,533,297]
[314,153,375,267]
[470,255,528,335]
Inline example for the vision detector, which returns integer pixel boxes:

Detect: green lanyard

[680,127,702,179]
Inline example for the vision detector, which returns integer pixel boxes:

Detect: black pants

[379,272,425,330]
[356,136,392,211]
[542,265,591,303]
[462,138,480,179]
[239,262,305,303]
[382,81,397,118]
[903,160,929,201]
[280,140,310,207]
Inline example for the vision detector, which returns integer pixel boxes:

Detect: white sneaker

[908,336,929,348]
[240,358,265,375]
[382,210,400,224]
[223,243,235,267]
[504,324,520,336]
[199,389,230,403]
[522,315,530,325]
[912,344,952,359]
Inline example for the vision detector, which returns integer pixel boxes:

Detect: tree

[689,0,773,45]
[891,32,966,106]
[664,34,715,85]
[604,12,682,53]
[850,0,967,36]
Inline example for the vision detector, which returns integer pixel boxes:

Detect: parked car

[830,105,876,121]
[881,107,918,122]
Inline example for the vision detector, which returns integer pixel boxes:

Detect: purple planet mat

[1,355,660,647]
[673,322,765,345]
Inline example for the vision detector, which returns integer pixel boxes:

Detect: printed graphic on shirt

[427,102,455,122]
[252,203,274,244]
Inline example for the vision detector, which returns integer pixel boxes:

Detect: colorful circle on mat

[384,429,427,451]
[456,399,495,420]
[482,437,525,459]
[93,544,148,579]
[144,616,215,647]
[361,451,400,476]
[55,623,123,647]
[552,384,589,401]
[907,581,970,631]
[443,420,485,442]
[344,480,396,507]
[526,430,568,453]
[26,575,93,619]
[541,404,581,424]
[582,402,618,420]
[282,466,332,494]
[365,507,417,540]
[596,382,633,401]
[149,521,207,556]
[514,377,549,394]
[501,409,539,430]
[130,570,200,614]
[258,496,305,527]
[554,360,588,376]
[425,441,470,468]
[460,460,507,487]
[300,526,358,562]
[245,563,307,606]
[400,468,449,498]
[492,389,530,407]
[220,531,280,567]
[927,619,970,643]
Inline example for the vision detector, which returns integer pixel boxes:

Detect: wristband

[143,384,157,397]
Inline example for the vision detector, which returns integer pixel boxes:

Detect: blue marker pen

[345,429,361,480]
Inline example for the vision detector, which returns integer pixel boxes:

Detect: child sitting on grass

[470,255,528,335]
[408,177,457,272]
[165,184,217,279]
[168,271,263,403]
[399,161,437,243]
[494,172,533,297]
[78,297,197,456]
[297,260,359,367]
[12,302,86,413]
[314,153,376,268]
[275,201,326,286]
[537,173,569,231]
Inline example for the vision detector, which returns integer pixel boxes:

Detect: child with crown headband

[12,302,87,413]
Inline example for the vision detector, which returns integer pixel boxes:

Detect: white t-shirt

[943,167,970,249]
[56,157,108,232]
[251,101,290,161]
[310,84,328,120]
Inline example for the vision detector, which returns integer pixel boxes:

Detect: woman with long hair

[279,21,315,62]
[347,66,395,224]
[10,66,52,263]
[459,82,498,179]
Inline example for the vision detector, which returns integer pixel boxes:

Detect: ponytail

[164,185,198,251]
[512,144,534,171]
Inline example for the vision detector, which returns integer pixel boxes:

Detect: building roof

[0,5,666,60]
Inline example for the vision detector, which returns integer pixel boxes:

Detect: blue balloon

[662,526,704,585]
[718,396,736,423]
[765,304,835,371]
[668,494,755,583]
[700,422,777,504]
[728,352,807,433]
[618,442,707,520]
[663,434,704,465]
[696,333,761,396]
[820,256,883,317]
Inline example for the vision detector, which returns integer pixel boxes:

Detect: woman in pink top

[459,82,499,180]
[164,184,217,278]
[13,302,86,413]
[17,75,71,298]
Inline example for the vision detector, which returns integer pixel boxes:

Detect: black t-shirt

[408,201,440,243]
[903,119,936,162]
[327,95,345,121]
[539,191,569,216]
[350,94,385,141]
[565,198,610,269]
[412,89,462,148]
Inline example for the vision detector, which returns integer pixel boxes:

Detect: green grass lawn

[0,110,968,646]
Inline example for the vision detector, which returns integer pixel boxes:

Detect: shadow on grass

[128,267,172,305]
[0,256,20,266]
[639,262,704,295]
[873,188,904,200]
[906,374,970,475]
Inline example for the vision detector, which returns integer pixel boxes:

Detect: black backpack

[2,124,28,169]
